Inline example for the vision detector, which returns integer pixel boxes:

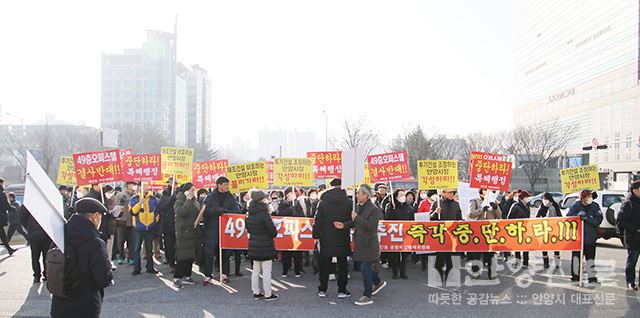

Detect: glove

[482,206,489,212]
[577,211,587,219]
[489,202,498,210]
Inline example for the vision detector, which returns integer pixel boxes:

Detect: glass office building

[514,0,640,180]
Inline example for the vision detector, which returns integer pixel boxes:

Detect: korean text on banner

[273,158,313,186]
[417,160,458,190]
[307,151,342,179]
[73,149,123,185]
[227,161,269,193]
[469,151,512,192]
[56,156,77,185]
[219,214,583,253]
[122,154,162,182]
[367,151,410,183]
[160,147,194,175]
[192,160,228,188]
[560,164,600,194]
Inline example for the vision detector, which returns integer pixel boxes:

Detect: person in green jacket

[173,182,202,288]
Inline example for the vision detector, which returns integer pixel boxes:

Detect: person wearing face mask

[618,181,640,291]
[468,188,501,279]
[246,189,279,301]
[431,189,462,286]
[384,189,414,279]
[50,197,114,318]
[114,182,136,266]
[567,189,603,284]
[269,190,282,213]
[373,184,389,209]
[418,190,439,213]
[507,190,532,267]
[300,188,320,269]
[536,192,562,269]
[277,186,305,278]
[172,182,202,288]
[405,191,417,212]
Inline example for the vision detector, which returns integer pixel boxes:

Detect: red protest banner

[220,214,315,251]
[73,149,123,185]
[192,160,228,188]
[266,161,274,183]
[469,151,512,192]
[367,151,410,183]
[121,154,162,182]
[307,151,342,179]
[219,214,582,252]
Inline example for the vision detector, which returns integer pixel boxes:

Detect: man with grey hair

[340,183,387,305]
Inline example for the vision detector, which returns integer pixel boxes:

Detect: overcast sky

[0,0,513,148]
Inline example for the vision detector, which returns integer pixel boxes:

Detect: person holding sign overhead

[430,188,462,286]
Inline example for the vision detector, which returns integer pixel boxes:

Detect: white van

[559,190,626,243]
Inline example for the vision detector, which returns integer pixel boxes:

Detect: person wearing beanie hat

[276,186,305,278]
[246,188,279,301]
[198,174,241,284]
[250,189,268,202]
[507,189,532,267]
[567,188,603,284]
[51,197,113,318]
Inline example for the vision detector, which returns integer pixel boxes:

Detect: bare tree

[458,131,507,181]
[111,123,172,154]
[504,120,576,191]
[389,125,450,177]
[330,116,380,155]
[194,142,221,162]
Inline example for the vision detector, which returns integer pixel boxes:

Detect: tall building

[187,64,213,148]
[101,30,175,138]
[513,0,640,182]
[101,28,212,148]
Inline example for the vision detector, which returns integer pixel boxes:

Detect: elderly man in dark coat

[345,184,386,306]
[312,178,353,299]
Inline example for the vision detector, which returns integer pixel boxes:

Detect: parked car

[3,183,24,203]
[528,192,564,208]
[560,190,626,243]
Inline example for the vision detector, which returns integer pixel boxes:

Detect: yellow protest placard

[273,158,313,186]
[560,164,600,194]
[160,147,194,176]
[417,160,458,190]
[227,161,269,193]
[56,156,77,185]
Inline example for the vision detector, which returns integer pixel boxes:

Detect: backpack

[46,245,82,298]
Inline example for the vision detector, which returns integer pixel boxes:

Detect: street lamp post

[322,110,328,151]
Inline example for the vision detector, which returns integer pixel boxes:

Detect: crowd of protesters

[3,174,640,316]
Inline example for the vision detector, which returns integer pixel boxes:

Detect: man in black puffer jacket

[19,205,52,283]
[51,198,113,318]
[246,189,279,300]
[277,186,305,278]
[312,178,353,299]
[618,181,640,290]
[158,186,177,270]
[507,190,532,267]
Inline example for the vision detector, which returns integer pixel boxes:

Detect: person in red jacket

[417,190,438,213]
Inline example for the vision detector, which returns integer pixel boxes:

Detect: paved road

[1,238,639,318]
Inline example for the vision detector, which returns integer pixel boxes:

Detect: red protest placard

[469,151,512,192]
[266,161,274,183]
[219,214,583,252]
[73,149,123,185]
[192,160,228,188]
[367,150,410,183]
[121,154,162,182]
[307,151,342,179]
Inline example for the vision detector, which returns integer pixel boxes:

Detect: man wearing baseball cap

[51,197,114,318]
[567,189,603,284]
